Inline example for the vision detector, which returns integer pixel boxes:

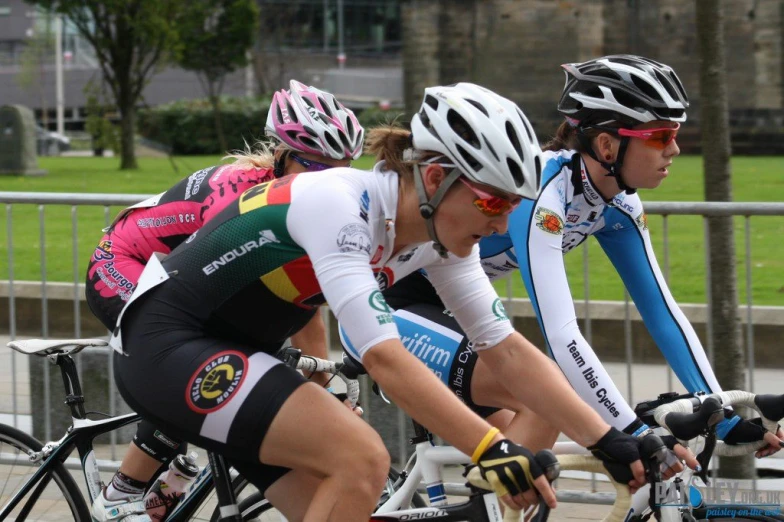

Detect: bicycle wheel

[0,423,90,521]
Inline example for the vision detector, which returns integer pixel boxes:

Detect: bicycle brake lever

[371,382,392,404]
[695,428,716,486]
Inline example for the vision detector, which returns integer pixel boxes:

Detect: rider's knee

[341,433,390,496]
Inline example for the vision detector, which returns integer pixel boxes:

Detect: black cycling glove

[477,439,543,497]
[723,418,775,445]
[588,427,641,484]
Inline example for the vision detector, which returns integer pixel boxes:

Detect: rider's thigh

[260,382,390,482]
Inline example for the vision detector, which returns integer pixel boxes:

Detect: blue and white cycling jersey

[479,149,721,429]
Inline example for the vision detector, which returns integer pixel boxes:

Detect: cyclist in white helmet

[112,83,656,521]
[89,80,364,522]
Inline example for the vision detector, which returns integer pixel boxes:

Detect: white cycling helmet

[265,79,364,160]
[411,83,542,201]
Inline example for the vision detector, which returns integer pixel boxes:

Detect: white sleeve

[288,180,398,361]
[425,246,515,351]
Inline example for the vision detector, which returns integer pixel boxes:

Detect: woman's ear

[422,164,446,196]
[594,133,617,163]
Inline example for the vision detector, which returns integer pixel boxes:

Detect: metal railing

[1,192,784,467]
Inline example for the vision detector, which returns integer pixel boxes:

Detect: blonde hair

[223,139,284,169]
[364,124,443,186]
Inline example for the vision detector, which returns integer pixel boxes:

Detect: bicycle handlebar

[295,355,360,409]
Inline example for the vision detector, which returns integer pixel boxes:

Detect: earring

[605,155,613,162]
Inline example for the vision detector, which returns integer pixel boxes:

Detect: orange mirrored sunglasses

[617,123,680,150]
[458,177,522,217]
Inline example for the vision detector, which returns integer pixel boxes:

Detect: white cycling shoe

[91,489,151,522]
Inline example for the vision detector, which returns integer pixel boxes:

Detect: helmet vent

[324,133,341,152]
[455,143,482,171]
[337,129,352,151]
[465,98,489,117]
[505,121,523,160]
[320,98,334,118]
[517,108,535,143]
[482,135,499,161]
[631,75,659,100]
[507,158,524,188]
[447,109,480,149]
[654,70,679,101]
[303,125,319,138]
[300,136,320,150]
[424,95,439,110]
[345,116,355,140]
[286,102,298,124]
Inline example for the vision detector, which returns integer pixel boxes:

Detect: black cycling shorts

[114,284,307,494]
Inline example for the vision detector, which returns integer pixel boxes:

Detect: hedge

[137,97,409,155]
[138,96,271,155]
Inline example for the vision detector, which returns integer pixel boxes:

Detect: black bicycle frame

[0,352,240,522]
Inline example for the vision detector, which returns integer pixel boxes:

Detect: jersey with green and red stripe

[159,163,515,360]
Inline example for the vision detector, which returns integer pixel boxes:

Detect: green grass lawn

[0,154,782,305]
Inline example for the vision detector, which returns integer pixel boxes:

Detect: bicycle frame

[373,438,506,521]
[0,348,236,522]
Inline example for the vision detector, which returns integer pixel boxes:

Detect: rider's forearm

[364,339,502,458]
[479,332,610,447]
[291,312,331,387]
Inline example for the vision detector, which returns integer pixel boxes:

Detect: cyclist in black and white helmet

[557,54,688,194]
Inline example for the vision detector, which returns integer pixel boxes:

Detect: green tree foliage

[177,0,259,153]
[25,0,186,170]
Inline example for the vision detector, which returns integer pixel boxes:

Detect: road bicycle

[0,338,357,521]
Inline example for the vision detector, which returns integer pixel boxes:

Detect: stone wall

[404,0,784,153]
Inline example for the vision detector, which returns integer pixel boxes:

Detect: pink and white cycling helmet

[266,80,364,160]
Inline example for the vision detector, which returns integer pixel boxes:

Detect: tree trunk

[209,93,228,154]
[695,0,751,479]
[401,0,441,120]
[439,0,477,85]
[118,98,138,170]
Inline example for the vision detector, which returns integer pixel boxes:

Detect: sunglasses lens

[643,129,678,149]
[473,197,514,217]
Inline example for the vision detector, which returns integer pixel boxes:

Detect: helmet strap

[413,162,462,259]
[577,129,637,195]
[273,150,289,178]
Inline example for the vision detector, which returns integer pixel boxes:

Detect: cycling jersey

[374,150,721,430]
[86,164,275,329]
[484,149,721,428]
[112,163,515,476]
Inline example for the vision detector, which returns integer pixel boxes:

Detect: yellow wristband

[471,427,501,463]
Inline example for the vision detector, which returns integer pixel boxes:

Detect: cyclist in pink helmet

[266,79,364,162]
[88,81,364,522]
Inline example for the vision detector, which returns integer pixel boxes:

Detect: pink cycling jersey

[87,164,275,311]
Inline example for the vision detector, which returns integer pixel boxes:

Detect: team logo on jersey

[186,351,247,414]
[635,213,648,230]
[93,240,115,261]
[373,267,394,291]
[491,298,508,321]
[359,190,370,223]
[369,290,393,325]
[397,247,418,263]
[535,207,564,235]
[202,230,280,275]
[337,223,372,254]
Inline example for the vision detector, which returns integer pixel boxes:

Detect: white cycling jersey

[479,149,721,429]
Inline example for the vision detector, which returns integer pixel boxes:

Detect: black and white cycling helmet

[411,83,542,201]
[558,55,689,127]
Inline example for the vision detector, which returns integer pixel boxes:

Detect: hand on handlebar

[476,439,558,512]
